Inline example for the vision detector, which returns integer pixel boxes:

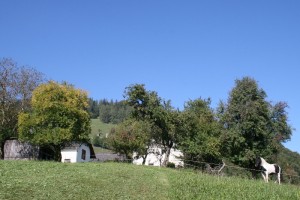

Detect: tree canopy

[18,81,91,160]
[109,119,155,162]
[108,80,294,171]
[0,58,44,158]
[177,98,222,164]
[218,77,292,167]
[110,84,178,166]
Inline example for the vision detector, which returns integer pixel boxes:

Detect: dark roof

[88,143,96,159]
[62,143,82,150]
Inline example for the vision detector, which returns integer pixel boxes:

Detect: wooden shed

[61,142,95,163]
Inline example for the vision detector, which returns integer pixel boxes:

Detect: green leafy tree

[270,101,292,153]
[0,58,44,158]
[124,84,177,166]
[154,101,178,166]
[124,84,161,120]
[109,119,154,163]
[177,98,222,165]
[18,81,91,160]
[218,77,292,167]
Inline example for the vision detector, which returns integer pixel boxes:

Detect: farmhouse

[133,145,184,167]
[61,142,95,163]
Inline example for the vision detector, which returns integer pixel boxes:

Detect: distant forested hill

[88,98,131,123]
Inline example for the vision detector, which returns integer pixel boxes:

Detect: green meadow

[90,118,115,137]
[0,160,299,200]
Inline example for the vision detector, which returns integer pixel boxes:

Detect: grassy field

[0,160,299,200]
[90,119,115,153]
[92,146,113,154]
[90,118,115,137]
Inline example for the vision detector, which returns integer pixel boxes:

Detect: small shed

[61,142,95,163]
[4,139,39,160]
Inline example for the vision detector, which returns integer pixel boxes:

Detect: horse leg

[265,172,269,183]
[261,172,267,183]
[277,173,281,184]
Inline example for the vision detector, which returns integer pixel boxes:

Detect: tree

[0,58,44,158]
[218,77,292,167]
[270,101,292,152]
[18,81,91,160]
[88,98,99,119]
[177,98,222,165]
[124,84,161,120]
[124,84,177,166]
[155,100,178,166]
[109,119,154,163]
[284,163,298,184]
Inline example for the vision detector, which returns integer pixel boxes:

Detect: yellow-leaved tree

[18,81,91,160]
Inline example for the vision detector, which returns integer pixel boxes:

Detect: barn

[61,142,95,163]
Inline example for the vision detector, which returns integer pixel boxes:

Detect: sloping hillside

[90,119,300,184]
[90,118,115,136]
[0,161,299,200]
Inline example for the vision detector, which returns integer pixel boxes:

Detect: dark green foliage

[177,98,222,165]
[99,99,132,124]
[109,119,153,160]
[218,77,293,168]
[124,84,161,120]
[219,77,274,166]
[277,146,300,184]
[124,84,178,166]
[270,102,292,146]
[167,162,176,168]
[87,98,99,118]
[92,132,111,149]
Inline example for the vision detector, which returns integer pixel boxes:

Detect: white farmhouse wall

[133,146,183,167]
[169,148,184,167]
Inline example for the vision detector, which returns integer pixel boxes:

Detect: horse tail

[279,166,283,183]
[274,164,282,184]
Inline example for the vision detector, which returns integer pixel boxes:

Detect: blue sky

[1,1,299,153]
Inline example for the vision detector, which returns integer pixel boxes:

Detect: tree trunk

[142,154,148,165]
[0,141,4,159]
[162,147,171,166]
[162,142,173,167]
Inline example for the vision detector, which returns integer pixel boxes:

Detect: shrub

[167,162,176,168]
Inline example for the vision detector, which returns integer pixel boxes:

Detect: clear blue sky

[1,1,299,153]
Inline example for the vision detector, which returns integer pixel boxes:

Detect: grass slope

[90,119,115,137]
[90,119,115,153]
[1,160,299,200]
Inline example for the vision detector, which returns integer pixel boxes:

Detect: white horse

[255,157,281,184]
